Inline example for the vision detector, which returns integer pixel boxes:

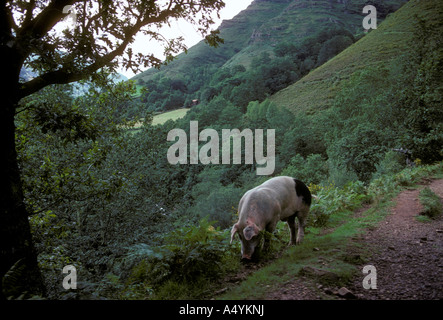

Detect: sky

[120,0,254,78]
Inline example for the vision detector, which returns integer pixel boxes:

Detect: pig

[230,176,312,261]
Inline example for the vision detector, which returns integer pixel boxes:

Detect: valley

[6,0,442,302]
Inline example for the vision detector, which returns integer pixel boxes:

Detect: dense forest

[2,0,442,300]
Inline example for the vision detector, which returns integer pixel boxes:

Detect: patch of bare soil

[265,277,321,300]
[264,179,443,300]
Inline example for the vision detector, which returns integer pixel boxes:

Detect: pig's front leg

[263,220,278,252]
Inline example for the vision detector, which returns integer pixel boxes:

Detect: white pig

[230,176,312,260]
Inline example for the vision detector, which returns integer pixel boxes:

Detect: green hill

[131,0,407,105]
[132,0,291,83]
[269,0,443,114]
[223,0,404,68]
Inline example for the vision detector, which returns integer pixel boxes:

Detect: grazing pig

[230,176,312,260]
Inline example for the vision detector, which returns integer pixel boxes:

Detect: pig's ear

[243,224,259,241]
[230,224,238,244]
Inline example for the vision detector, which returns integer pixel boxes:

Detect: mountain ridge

[132,0,406,84]
[132,0,289,81]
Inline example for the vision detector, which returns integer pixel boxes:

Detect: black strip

[293,179,312,206]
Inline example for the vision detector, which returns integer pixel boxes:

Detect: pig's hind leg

[296,209,309,245]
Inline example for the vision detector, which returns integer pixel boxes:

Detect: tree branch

[18,0,78,40]
[19,69,84,98]
[0,1,12,44]
[19,4,181,98]
[17,0,224,99]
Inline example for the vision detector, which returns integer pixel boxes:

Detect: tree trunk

[0,55,45,299]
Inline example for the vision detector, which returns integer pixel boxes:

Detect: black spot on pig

[294,179,312,206]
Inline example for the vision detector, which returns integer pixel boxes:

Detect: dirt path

[265,178,443,300]
[349,178,443,299]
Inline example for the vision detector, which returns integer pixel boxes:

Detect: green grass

[131,85,145,98]
[152,108,190,126]
[270,0,443,115]
[125,108,190,132]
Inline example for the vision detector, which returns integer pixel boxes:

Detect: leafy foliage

[125,219,239,299]
[282,154,329,185]
[419,187,443,219]
[321,16,443,182]
[2,259,27,299]
[309,181,369,227]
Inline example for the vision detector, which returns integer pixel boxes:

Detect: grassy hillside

[132,0,406,82]
[125,109,190,132]
[132,0,407,113]
[132,0,290,83]
[224,0,405,68]
[269,0,442,114]
[152,108,190,126]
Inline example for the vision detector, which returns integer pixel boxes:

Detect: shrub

[282,154,329,185]
[308,181,368,228]
[373,150,405,179]
[190,184,240,229]
[126,219,239,299]
[419,187,443,219]
[367,174,399,202]
[329,125,387,183]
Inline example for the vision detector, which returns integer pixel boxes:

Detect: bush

[282,154,328,185]
[419,187,443,219]
[317,35,354,66]
[327,159,359,188]
[188,168,242,229]
[367,174,399,202]
[126,219,239,299]
[328,124,387,183]
[373,150,405,180]
[308,181,369,228]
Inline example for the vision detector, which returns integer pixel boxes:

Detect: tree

[328,124,387,183]
[0,0,224,298]
[317,35,353,66]
[396,15,443,163]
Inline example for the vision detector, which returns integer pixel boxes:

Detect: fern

[2,259,27,299]
[419,187,443,219]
